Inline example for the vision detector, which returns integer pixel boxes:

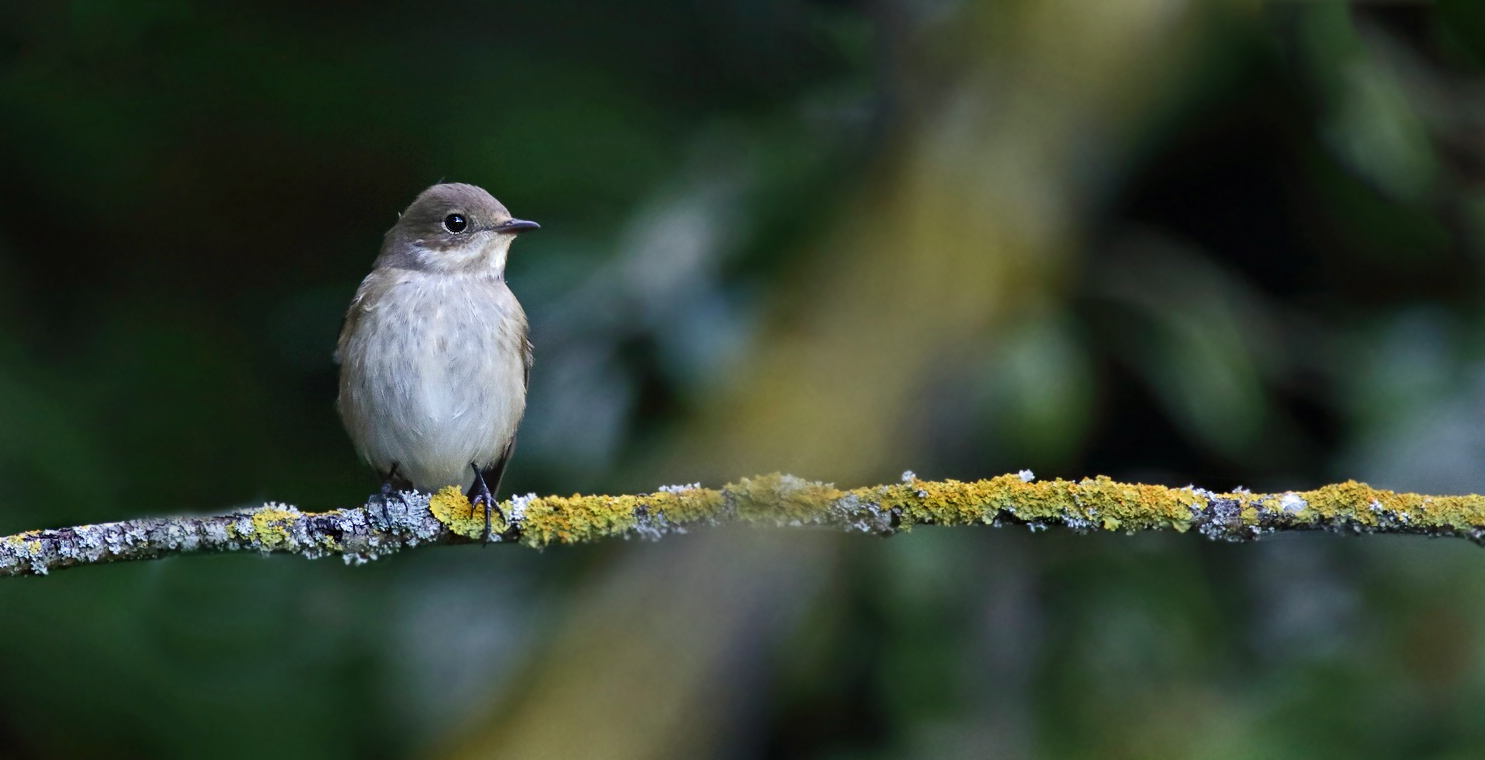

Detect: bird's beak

[496,219,541,234]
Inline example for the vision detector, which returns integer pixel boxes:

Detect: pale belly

[337,273,527,492]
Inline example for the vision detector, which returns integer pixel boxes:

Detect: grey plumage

[336,183,536,495]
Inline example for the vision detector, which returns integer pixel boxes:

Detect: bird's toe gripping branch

[429,486,513,541]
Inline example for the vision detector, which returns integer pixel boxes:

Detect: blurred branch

[6,473,1485,577]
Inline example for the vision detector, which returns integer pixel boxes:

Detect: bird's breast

[338,271,528,491]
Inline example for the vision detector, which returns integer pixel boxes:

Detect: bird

[335,182,538,540]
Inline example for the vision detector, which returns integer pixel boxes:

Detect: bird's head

[377,182,539,276]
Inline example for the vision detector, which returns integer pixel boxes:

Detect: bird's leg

[377,463,413,531]
[375,479,393,528]
[468,463,506,544]
[467,441,517,544]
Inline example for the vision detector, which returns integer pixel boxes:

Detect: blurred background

[3,1,1485,757]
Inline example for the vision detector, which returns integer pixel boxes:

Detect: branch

[5,472,1485,577]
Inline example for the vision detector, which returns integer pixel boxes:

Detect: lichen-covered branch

[6,472,1485,577]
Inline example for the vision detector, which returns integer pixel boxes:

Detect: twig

[4,472,1484,577]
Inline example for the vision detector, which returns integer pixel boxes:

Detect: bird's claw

[469,464,508,544]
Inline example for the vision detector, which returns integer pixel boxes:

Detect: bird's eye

[443,214,468,233]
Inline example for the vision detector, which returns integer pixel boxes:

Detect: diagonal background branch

[5,471,1485,577]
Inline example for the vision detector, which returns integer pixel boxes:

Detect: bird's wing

[522,335,533,391]
[333,274,380,365]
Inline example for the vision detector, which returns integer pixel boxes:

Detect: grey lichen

[0,490,472,577]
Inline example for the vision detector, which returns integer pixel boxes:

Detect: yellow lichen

[885,474,1202,534]
[429,486,492,539]
[510,485,725,546]
[249,507,301,551]
[522,493,639,545]
[1292,481,1485,531]
[417,475,1485,547]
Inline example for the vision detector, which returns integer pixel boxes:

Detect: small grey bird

[335,183,538,538]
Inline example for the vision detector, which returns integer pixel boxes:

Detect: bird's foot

[373,464,415,532]
[372,479,394,529]
[468,463,506,544]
